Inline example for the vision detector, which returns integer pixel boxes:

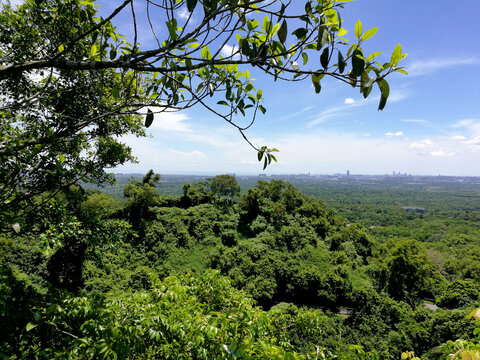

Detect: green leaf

[292,28,307,40]
[390,44,402,66]
[320,47,329,69]
[112,87,119,99]
[240,39,249,56]
[361,27,378,41]
[187,0,197,12]
[317,25,328,50]
[109,49,117,60]
[145,108,154,128]
[312,78,321,94]
[312,73,324,83]
[259,105,266,114]
[256,89,262,100]
[263,157,268,170]
[396,68,408,75]
[352,49,365,77]
[201,46,211,60]
[58,154,66,163]
[26,323,37,331]
[258,151,263,161]
[338,51,346,73]
[12,223,20,233]
[262,16,271,33]
[302,53,308,66]
[58,44,65,53]
[278,20,287,43]
[362,77,374,98]
[378,95,387,111]
[354,20,362,38]
[217,100,228,106]
[90,44,97,56]
[366,51,382,61]
[166,19,178,40]
[377,78,390,98]
[247,19,259,31]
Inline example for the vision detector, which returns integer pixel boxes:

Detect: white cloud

[401,118,430,125]
[409,138,458,158]
[452,119,480,134]
[463,136,480,152]
[429,149,456,157]
[307,90,408,128]
[307,103,360,127]
[168,149,208,160]
[220,44,240,59]
[177,8,190,21]
[385,131,404,137]
[407,57,480,76]
[140,107,192,133]
[240,160,258,165]
[452,135,467,140]
[410,139,433,149]
[388,91,408,103]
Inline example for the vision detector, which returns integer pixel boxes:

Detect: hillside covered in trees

[1,0,478,358]
[2,173,480,359]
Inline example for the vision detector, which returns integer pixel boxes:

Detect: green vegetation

[2,174,480,359]
[2,0,479,358]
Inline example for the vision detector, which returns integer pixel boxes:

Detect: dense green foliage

[2,174,480,359]
[5,0,476,357]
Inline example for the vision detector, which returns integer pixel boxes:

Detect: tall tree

[208,174,240,201]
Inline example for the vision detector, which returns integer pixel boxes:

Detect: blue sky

[7,0,480,175]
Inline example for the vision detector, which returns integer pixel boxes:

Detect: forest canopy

[2,174,480,359]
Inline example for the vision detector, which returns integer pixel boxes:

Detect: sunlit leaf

[361,27,378,41]
[302,53,308,66]
[26,323,37,331]
[12,223,21,233]
[354,20,362,38]
[390,43,403,66]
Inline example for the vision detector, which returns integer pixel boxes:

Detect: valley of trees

[2,173,480,358]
